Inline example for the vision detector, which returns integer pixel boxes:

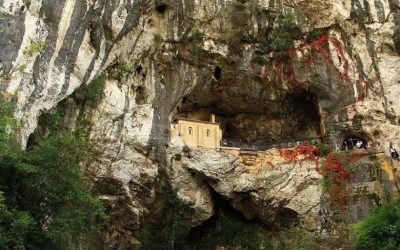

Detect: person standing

[390,146,396,159]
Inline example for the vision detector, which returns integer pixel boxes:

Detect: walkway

[220,137,323,151]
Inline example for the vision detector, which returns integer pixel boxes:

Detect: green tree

[22,132,106,248]
[0,192,35,250]
[352,202,400,250]
[0,97,106,249]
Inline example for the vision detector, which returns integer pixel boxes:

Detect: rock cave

[173,78,322,144]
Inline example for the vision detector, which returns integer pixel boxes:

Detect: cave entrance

[342,136,367,150]
[173,87,322,145]
[188,191,269,249]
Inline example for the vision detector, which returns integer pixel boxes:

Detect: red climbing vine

[273,34,368,99]
[318,151,369,213]
[320,153,352,213]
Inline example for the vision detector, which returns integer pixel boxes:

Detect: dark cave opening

[213,66,222,80]
[187,190,301,249]
[188,191,268,249]
[155,1,167,13]
[174,88,322,143]
[135,86,146,105]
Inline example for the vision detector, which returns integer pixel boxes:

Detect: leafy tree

[352,202,400,250]
[0,97,106,249]
[22,132,106,248]
[0,192,35,250]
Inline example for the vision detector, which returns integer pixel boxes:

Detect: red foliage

[310,34,331,62]
[269,33,369,99]
[279,145,320,164]
[323,153,352,212]
[318,152,368,213]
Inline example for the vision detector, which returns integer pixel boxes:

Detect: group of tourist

[339,139,400,161]
[336,139,367,152]
[335,138,387,153]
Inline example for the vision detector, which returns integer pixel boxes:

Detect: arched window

[188,127,193,135]
[206,129,210,137]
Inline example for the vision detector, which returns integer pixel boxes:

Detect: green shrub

[84,74,106,107]
[188,30,205,59]
[115,64,134,75]
[270,12,297,52]
[352,201,400,250]
[321,176,331,190]
[0,97,19,158]
[108,63,134,79]
[190,30,204,42]
[23,39,47,58]
[17,64,27,73]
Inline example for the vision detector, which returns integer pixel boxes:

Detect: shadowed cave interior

[174,85,322,143]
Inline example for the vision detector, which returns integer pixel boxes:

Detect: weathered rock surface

[2,0,400,247]
[168,143,400,232]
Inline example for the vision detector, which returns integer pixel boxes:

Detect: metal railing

[220,137,323,151]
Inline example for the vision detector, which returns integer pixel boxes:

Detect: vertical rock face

[2,0,400,247]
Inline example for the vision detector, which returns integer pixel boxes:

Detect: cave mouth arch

[342,135,368,150]
[173,86,322,144]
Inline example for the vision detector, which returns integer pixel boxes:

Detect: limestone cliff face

[2,0,400,248]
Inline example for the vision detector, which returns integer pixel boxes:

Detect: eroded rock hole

[135,86,146,105]
[136,65,143,74]
[155,1,167,13]
[213,66,222,80]
[275,208,299,227]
